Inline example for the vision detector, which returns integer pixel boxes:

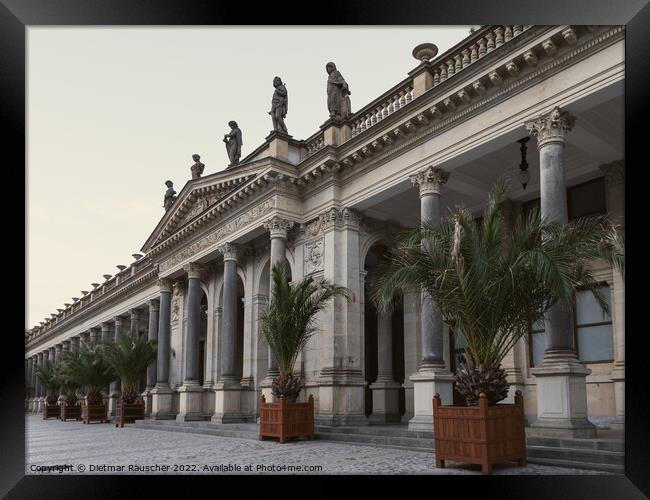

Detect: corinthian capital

[410,166,449,197]
[263,216,295,239]
[157,277,173,293]
[182,262,205,280]
[217,242,239,262]
[599,160,625,186]
[525,106,576,148]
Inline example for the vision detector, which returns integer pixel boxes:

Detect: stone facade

[26,26,625,433]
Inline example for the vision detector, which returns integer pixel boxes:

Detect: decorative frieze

[410,166,450,197]
[178,192,224,226]
[525,106,576,148]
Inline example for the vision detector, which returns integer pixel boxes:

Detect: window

[575,286,613,362]
[528,286,614,366]
[521,177,607,221]
[529,318,546,367]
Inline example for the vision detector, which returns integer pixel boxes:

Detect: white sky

[27,26,470,329]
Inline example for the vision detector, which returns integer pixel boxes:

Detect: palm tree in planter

[61,340,115,424]
[57,357,83,421]
[258,262,350,443]
[375,181,624,474]
[35,361,62,420]
[100,330,157,428]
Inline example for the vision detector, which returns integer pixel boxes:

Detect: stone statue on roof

[269,76,288,133]
[223,121,242,167]
[326,62,352,121]
[163,180,176,212]
[190,154,205,180]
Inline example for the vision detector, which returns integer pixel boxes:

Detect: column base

[35,397,45,413]
[108,393,121,417]
[142,388,152,416]
[316,370,368,427]
[150,384,175,420]
[211,380,244,423]
[610,369,625,432]
[176,383,204,421]
[530,359,596,438]
[369,380,402,424]
[408,369,454,432]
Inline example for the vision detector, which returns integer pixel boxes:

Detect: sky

[27,26,471,329]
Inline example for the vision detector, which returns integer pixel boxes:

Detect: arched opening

[363,242,405,422]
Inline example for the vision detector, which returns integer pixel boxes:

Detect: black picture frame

[3,0,648,497]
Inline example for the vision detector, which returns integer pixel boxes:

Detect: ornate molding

[147,298,160,311]
[158,198,275,273]
[304,238,324,275]
[599,159,624,186]
[157,278,173,292]
[263,215,295,240]
[525,106,576,148]
[409,166,449,196]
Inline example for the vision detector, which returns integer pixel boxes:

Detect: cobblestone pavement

[26,415,611,475]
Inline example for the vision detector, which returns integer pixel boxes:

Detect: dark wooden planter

[42,403,60,420]
[433,391,526,475]
[82,403,108,424]
[60,403,82,421]
[115,400,145,428]
[259,394,315,443]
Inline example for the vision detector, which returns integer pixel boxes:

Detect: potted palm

[100,330,157,428]
[61,340,115,424]
[36,361,62,420]
[258,262,349,443]
[58,356,83,421]
[375,181,624,474]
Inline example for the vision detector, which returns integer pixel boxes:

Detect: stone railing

[305,131,325,157]
[344,25,532,141]
[350,84,414,138]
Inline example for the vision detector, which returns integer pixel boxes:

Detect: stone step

[523,455,624,474]
[135,421,259,440]
[316,425,434,440]
[315,431,434,451]
[525,435,624,453]
[136,420,257,432]
[526,445,624,467]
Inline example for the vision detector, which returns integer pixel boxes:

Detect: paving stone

[25,415,616,475]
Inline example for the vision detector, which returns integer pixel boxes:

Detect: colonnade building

[26,25,625,437]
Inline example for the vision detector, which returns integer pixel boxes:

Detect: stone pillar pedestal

[211,380,244,423]
[150,384,174,420]
[369,381,402,423]
[316,375,367,426]
[176,383,203,422]
[408,370,454,431]
[530,361,595,437]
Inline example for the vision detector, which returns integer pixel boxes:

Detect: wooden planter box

[115,400,145,428]
[259,394,315,443]
[60,403,82,421]
[433,391,526,474]
[43,403,60,420]
[82,403,108,424]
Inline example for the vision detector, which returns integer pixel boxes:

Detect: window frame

[572,282,614,364]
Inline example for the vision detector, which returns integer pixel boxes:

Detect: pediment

[142,164,264,252]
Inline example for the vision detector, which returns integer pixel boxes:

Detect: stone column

[89,327,100,343]
[151,278,174,420]
[26,357,33,410]
[176,263,205,422]
[146,299,160,391]
[600,160,625,431]
[260,216,294,399]
[35,352,44,412]
[55,344,64,402]
[527,106,595,438]
[71,336,80,352]
[29,355,37,412]
[101,322,111,342]
[212,243,244,423]
[407,166,454,431]
[109,316,124,416]
[369,310,401,423]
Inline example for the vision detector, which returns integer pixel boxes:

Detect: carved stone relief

[304,239,324,275]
